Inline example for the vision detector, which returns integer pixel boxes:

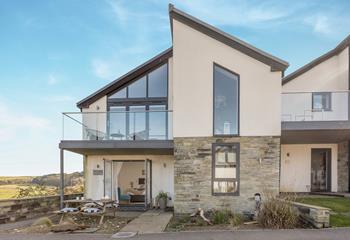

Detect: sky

[0,0,349,176]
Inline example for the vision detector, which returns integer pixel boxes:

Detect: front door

[311,149,331,192]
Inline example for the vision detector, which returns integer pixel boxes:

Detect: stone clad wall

[338,141,349,192]
[173,136,280,214]
[0,194,82,224]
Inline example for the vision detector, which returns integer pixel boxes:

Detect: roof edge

[168,4,289,72]
[77,47,173,109]
[282,34,350,85]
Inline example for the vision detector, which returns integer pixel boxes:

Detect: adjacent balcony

[282,91,349,122]
[60,110,173,155]
[281,91,350,144]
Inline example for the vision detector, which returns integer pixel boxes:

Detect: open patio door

[145,159,152,207]
[104,159,113,199]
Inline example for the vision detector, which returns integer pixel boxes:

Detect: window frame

[213,62,240,137]
[312,92,332,112]
[106,62,169,140]
[212,142,240,196]
[107,62,168,101]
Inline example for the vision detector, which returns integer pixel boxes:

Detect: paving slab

[118,210,172,235]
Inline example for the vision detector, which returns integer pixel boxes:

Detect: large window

[107,63,168,140]
[212,143,239,195]
[108,63,167,100]
[213,64,239,136]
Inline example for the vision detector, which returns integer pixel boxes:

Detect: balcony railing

[62,110,173,141]
[282,91,349,122]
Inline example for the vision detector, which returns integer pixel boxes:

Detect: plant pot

[158,198,167,211]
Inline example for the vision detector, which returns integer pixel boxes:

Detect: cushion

[83,207,101,213]
[60,207,78,213]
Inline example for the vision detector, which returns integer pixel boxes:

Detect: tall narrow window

[212,143,239,195]
[214,64,239,135]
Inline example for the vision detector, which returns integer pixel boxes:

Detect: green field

[0,184,22,199]
[297,197,350,227]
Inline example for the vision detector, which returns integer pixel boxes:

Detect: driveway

[0,228,350,240]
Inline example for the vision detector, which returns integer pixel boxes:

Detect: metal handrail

[282,90,350,94]
[62,110,173,115]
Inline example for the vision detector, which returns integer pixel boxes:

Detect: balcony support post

[60,148,64,209]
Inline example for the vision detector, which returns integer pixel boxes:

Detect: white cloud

[173,0,300,28]
[0,101,50,142]
[107,0,129,25]
[48,74,58,85]
[92,58,113,80]
[304,12,350,38]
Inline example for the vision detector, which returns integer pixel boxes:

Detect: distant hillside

[0,172,83,187]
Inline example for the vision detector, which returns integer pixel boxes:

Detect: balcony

[59,110,173,155]
[282,91,349,122]
[281,91,350,144]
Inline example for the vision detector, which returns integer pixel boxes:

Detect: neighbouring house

[281,35,350,193]
[59,4,350,214]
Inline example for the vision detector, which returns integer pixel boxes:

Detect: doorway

[311,149,331,192]
[103,159,152,209]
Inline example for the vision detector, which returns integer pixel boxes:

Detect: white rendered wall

[172,19,282,137]
[280,144,338,192]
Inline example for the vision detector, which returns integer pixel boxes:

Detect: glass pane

[323,93,331,110]
[216,151,226,164]
[215,145,237,165]
[128,76,146,98]
[214,65,239,135]
[148,64,167,97]
[109,88,126,99]
[213,181,237,194]
[104,160,113,198]
[109,106,126,140]
[149,105,166,140]
[215,167,236,178]
[128,106,146,140]
[313,94,323,109]
[227,151,236,163]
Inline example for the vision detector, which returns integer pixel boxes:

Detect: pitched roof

[77,47,172,109]
[283,34,350,85]
[168,4,289,72]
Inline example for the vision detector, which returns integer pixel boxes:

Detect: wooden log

[190,208,212,225]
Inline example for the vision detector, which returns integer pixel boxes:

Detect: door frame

[310,148,332,192]
[107,159,152,208]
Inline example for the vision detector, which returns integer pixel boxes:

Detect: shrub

[212,209,233,225]
[32,217,53,227]
[257,195,298,229]
[230,214,244,226]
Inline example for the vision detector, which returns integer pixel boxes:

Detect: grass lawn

[296,197,350,227]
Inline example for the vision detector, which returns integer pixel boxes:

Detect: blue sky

[0,0,349,176]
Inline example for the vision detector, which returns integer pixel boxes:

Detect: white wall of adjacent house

[283,47,349,92]
[282,47,349,121]
[85,154,174,206]
[280,144,338,192]
[172,19,282,137]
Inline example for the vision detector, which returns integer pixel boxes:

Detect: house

[59,4,350,214]
[281,35,350,193]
